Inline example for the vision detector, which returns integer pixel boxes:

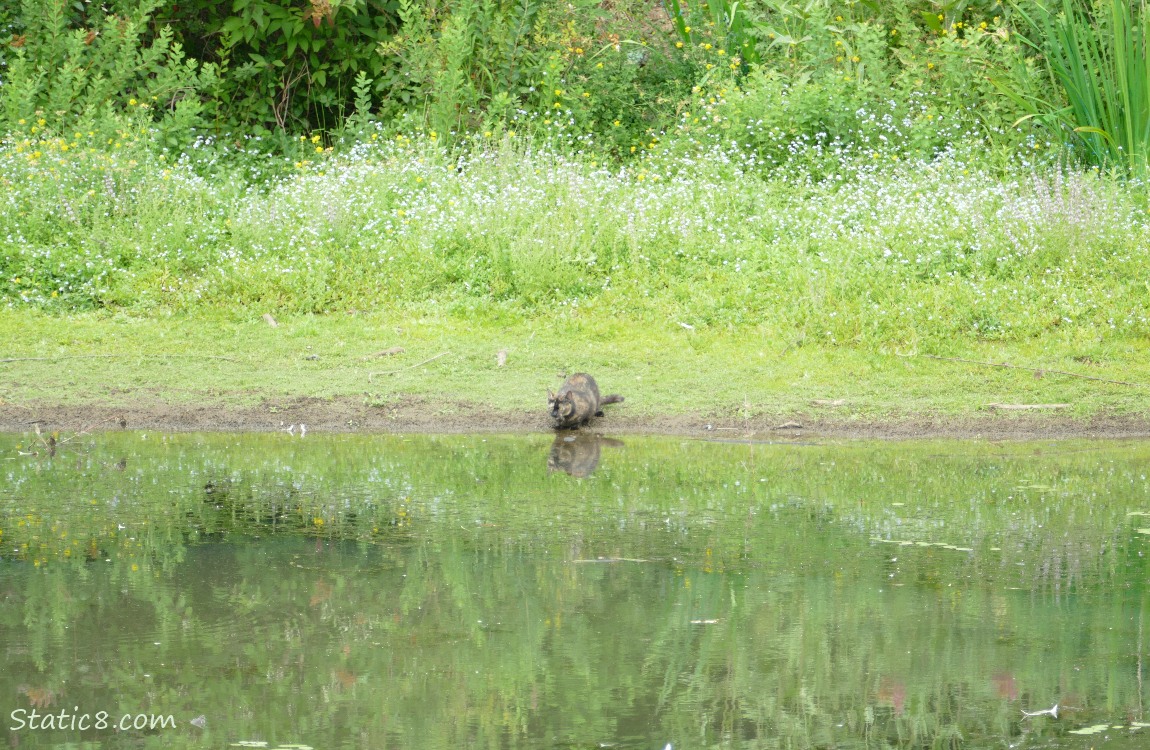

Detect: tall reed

[1011,0,1150,177]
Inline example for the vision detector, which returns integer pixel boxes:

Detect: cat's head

[547,389,575,422]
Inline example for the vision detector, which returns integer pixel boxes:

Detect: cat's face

[547,390,575,422]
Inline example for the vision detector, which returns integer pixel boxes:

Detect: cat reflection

[547,433,624,478]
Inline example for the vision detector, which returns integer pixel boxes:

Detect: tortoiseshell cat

[547,373,624,429]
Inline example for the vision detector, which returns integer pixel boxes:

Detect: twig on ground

[361,346,405,360]
[368,352,449,382]
[921,354,1147,388]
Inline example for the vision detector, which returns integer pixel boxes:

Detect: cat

[547,373,624,429]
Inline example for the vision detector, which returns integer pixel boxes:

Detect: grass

[1,307,1147,426]
[1,118,1148,428]
[3,128,1149,337]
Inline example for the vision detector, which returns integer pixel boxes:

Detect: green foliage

[679,0,1045,171]
[529,41,707,154]
[3,130,1146,354]
[1007,0,1150,177]
[0,0,217,146]
[379,0,716,150]
[379,0,550,136]
[666,0,761,70]
[0,0,1072,163]
[158,0,399,133]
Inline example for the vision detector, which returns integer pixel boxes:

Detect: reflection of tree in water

[547,433,624,478]
[1,434,1149,748]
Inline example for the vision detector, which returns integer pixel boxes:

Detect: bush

[673,0,1050,173]
[0,0,217,148]
[380,0,715,153]
[157,0,398,134]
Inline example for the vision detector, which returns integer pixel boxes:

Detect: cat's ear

[547,389,555,400]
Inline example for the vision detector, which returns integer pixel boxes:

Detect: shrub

[158,0,398,135]
[380,0,713,152]
[0,0,217,148]
[678,0,1047,172]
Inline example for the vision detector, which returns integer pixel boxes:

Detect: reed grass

[1010,0,1150,176]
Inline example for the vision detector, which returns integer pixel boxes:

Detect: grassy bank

[2,127,1149,431]
[2,307,1148,433]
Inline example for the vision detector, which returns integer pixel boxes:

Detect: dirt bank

[2,397,1148,440]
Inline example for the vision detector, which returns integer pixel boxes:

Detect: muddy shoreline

[2,397,1148,440]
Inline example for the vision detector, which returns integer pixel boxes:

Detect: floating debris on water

[871,538,973,552]
[1068,724,1110,735]
[1021,704,1058,719]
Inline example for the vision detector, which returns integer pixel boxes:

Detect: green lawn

[2,308,1147,429]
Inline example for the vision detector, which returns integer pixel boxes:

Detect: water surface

[2,432,1150,749]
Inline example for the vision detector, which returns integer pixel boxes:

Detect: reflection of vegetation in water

[1,434,1149,748]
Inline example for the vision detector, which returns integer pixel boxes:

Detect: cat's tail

[600,394,625,405]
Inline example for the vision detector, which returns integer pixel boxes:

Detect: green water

[2,432,1150,749]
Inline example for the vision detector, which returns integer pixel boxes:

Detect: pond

[2,432,1150,749]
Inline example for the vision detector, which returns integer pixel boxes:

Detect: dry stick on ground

[368,352,449,382]
[920,354,1149,388]
[0,354,238,363]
